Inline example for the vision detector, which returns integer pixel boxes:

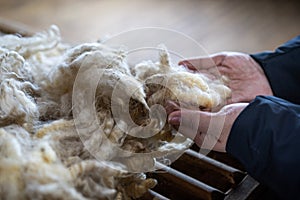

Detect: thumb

[179,54,225,71]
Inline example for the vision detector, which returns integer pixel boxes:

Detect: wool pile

[0,26,230,200]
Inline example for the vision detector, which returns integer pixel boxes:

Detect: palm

[179,52,273,103]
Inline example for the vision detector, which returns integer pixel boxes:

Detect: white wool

[0,25,61,58]
[0,127,85,200]
[0,48,32,81]
[25,183,87,200]
[146,72,230,108]
[141,48,231,109]
[134,60,160,80]
[134,46,174,81]
[0,78,38,128]
[0,130,21,157]
[0,26,230,200]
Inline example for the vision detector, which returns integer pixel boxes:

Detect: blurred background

[0,0,299,54]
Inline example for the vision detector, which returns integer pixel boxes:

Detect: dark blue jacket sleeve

[226,36,300,199]
[226,96,300,199]
[250,35,300,104]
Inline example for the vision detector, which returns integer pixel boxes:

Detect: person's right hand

[179,52,273,104]
[166,101,248,152]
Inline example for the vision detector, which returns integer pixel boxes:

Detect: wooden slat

[137,189,170,200]
[207,151,245,172]
[148,162,224,200]
[149,190,170,200]
[171,149,246,192]
[191,144,245,171]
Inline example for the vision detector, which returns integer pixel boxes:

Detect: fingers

[165,100,180,115]
[168,109,212,141]
[168,110,202,140]
[168,109,222,151]
[179,54,225,71]
[217,66,231,77]
[167,104,236,151]
[167,110,181,126]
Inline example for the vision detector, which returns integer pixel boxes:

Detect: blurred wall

[0,0,299,54]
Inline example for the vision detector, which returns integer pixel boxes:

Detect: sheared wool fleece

[0,26,230,200]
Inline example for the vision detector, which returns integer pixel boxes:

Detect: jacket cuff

[249,35,300,104]
[225,96,272,177]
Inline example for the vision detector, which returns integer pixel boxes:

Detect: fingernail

[178,61,187,67]
[168,116,181,125]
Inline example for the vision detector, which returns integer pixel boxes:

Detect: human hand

[166,101,248,152]
[179,52,273,104]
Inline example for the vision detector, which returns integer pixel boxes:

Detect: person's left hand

[179,52,273,104]
[166,101,248,152]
